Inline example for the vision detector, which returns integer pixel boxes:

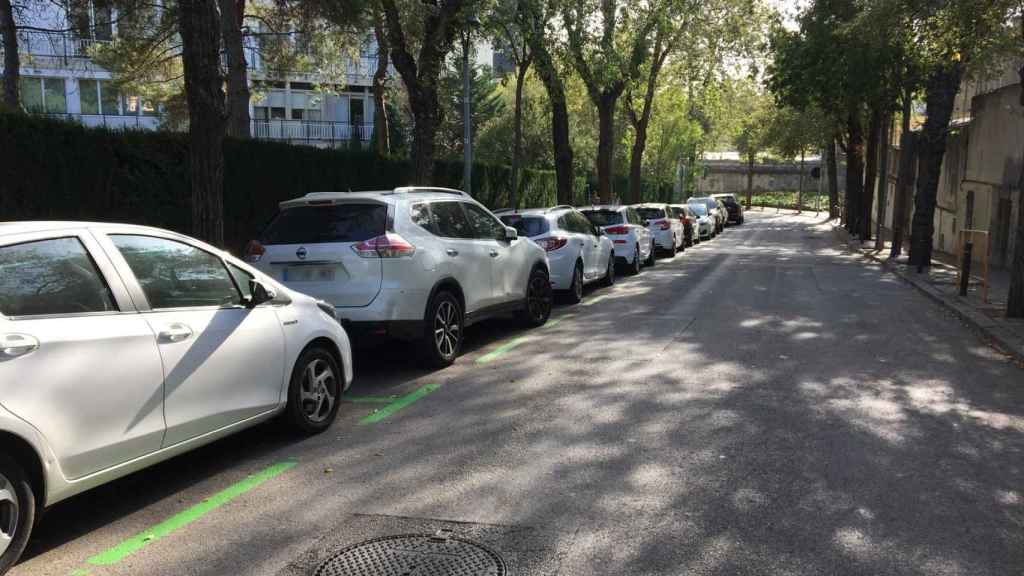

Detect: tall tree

[489,0,532,209]
[625,26,671,204]
[1008,13,1024,317]
[379,0,468,184]
[519,0,574,204]
[179,0,228,244]
[0,0,18,109]
[562,0,656,202]
[371,11,391,155]
[218,0,250,138]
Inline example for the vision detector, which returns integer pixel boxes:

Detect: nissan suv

[247,188,553,367]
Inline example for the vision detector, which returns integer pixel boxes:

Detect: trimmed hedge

[1,113,581,251]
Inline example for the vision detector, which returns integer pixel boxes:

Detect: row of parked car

[0,188,744,572]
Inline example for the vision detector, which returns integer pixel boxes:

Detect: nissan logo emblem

[296,247,307,260]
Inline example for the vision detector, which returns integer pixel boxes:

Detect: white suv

[634,204,685,257]
[579,205,654,275]
[0,222,352,573]
[248,188,553,367]
[496,206,615,303]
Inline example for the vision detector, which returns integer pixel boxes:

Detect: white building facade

[2,1,380,147]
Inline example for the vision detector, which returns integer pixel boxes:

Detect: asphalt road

[13,211,1024,576]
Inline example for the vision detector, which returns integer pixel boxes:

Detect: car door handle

[446,249,459,257]
[489,250,499,257]
[1,334,39,358]
[158,323,193,343]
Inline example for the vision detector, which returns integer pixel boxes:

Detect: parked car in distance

[496,206,615,304]
[0,221,353,574]
[580,205,654,276]
[685,202,716,241]
[634,204,684,258]
[711,193,745,225]
[247,188,553,367]
[688,197,725,234]
[669,204,696,246]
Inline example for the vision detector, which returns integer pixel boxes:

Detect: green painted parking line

[84,461,296,567]
[69,569,92,576]
[359,384,441,424]
[581,294,612,307]
[475,316,569,364]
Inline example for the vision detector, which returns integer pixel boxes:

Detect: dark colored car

[669,204,696,246]
[712,194,744,225]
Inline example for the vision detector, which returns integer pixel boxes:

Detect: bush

[0,113,565,251]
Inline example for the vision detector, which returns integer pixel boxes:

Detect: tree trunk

[530,39,573,205]
[827,135,839,218]
[0,0,18,109]
[845,110,865,237]
[628,129,647,204]
[510,56,530,210]
[909,62,963,268]
[596,94,616,203]
[745,153,754,209]
[408,88,440,184]
[179,0,228,246]
[875,114,892,251]
[798,149,805,213]
[862,107,881,240]
[890,91,914,258]
[372,16,391,156]
[218,0,249,138]
[1005,63,1024,317]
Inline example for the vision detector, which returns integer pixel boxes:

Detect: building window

[254,106,269,120]
[19,77,66,114]
[101,82,119,115]
[270,107,286,119]
[80,79,100,114]
[291,109,304,120]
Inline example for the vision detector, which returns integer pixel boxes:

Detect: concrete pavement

[13,212,1024,576]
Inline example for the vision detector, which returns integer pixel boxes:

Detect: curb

[830,222,1024,365]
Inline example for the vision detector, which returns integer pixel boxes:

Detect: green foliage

[0,113,565,251]
[436,61,505,159]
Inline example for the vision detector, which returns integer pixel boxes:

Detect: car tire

[421,290,463,368]
[285,347,342,434]
[645,241,657,267]
[666,238,677,258]
[565,261,584,304]
[520,267,552,327]
[628,245,641,276]
[600,255,615,287]
[0,455,36,575]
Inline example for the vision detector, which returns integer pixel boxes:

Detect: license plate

[282,266,335,282]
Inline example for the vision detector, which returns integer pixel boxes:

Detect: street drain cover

[313,531,507,576]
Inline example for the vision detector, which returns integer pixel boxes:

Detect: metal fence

[251,119,374,147]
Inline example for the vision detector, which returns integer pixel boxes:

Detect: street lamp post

[461,16,480,196]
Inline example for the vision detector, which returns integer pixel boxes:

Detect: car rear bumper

[334,287,431,324]
[651,229,674,249]
[547,249,577,290]
[340,319,424,341]
[610,236,638,262]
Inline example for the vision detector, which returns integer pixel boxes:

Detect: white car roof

[579,205,627,212]
[0,221,183,238]
[278,187,470,209]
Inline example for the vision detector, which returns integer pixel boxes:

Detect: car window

[260,204,386,245]
[410,202,438,235]
[636,208,666,221]
[627,209,640,225]
[688,203,708,216]
[0,237,117,317]
[111,235,242,309]
[581,209,624,227]
[429,201,475,239]
[500,214,549,237]
[572,212,598,236]
[556,214,570,232]
[227,262,253,301]
[463,203,506,241]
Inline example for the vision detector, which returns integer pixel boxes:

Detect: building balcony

[251,119,374,147]
[41,112,162,130]
[2,30,110,65]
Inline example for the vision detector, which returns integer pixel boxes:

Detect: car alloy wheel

[0,473,18,559]
[524,268,553,326]
[0,455,35,575]
[601,255,615,286]
[630,245,641,275]
[434,299,461,360]
[567,261,584,304]
[299,358,336,424]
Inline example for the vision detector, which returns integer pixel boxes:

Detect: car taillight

[656,219,671,230]
[244,240,265,262]
[537,237,568,252]
[605,226,629,235]
[352,233,416,258]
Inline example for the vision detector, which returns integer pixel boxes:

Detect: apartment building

[2,1,380,147]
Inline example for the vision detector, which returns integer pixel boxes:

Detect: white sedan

[0,222,352,573]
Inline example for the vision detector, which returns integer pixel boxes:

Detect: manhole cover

[313,531,507,576]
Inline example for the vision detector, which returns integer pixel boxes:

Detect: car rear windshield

[499,214,549,237]
[260,204,387,245]
[581,210,623,226]
[636,208,666,221]
[688,203,708,216]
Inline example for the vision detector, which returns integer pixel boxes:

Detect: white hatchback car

[248,188,552,367]
[0,222,353,573]
[496,206,615,303]
[579,205,654,275]
[634,204,685,257]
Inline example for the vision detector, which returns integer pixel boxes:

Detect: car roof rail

[391,186,467,196]
[546,205,575,213]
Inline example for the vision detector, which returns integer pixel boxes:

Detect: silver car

[0,222,353,573]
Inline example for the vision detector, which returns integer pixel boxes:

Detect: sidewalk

[831,221,1024,365]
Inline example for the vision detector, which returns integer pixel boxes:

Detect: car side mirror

[247,279,276,308]
[504,226,518,241]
